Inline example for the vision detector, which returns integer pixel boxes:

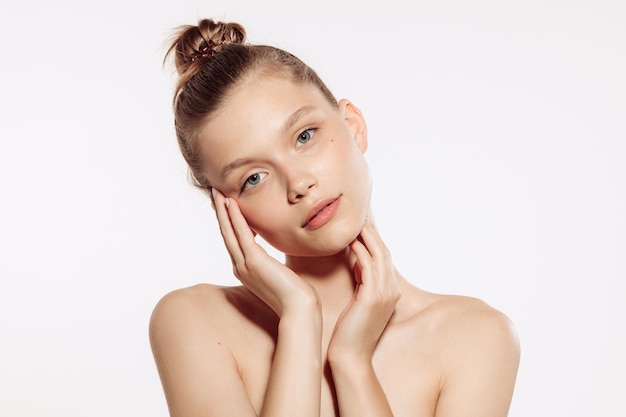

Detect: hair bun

[166,18,246,76]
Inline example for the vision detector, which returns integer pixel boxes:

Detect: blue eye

[242,172,266,190]
[296,128,315,146]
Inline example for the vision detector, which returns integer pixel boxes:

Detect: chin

[268,239,350,258]
[281,245,350,258]
[271,224,363,258]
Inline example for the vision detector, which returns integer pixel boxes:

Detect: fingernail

[211,187,217,200]
[224,198,230,208]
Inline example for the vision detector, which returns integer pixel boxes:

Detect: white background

[1,0,624,416]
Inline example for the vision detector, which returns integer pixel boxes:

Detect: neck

[285,248,356,318]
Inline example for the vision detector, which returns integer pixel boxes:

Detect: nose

[287,170,316,203]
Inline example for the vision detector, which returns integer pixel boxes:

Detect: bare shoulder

[149,283,271,341]
[150,283,235,321]
[148,283,270,416]
[398,285,516,336]
[150,284,228,335]
[395,289,520,416]
[419,292,520,415]
[149,284,235,364]
[413,291,519,359]
[427,293,517,338]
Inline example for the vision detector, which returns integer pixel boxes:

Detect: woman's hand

[211,188,319,317]
[328,219,401,364]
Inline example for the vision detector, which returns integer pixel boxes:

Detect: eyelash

[239,128,319,192]
[296,128,317,146]
[241,172,267,192]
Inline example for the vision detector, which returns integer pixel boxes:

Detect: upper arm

[149,288,258,417]
[434,303,520,417]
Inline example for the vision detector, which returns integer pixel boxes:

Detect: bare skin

[150,75,520,417]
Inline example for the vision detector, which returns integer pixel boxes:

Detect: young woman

[149,18,520,417]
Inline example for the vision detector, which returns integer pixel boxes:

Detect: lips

[302,197,340,230]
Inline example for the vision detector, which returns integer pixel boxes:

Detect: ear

[338,99,368,153]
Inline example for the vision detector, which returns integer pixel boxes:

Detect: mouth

[302,196,341,230]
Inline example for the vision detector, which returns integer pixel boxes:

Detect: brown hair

[164,18,338,192]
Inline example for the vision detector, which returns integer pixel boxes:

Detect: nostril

[287,174,316,202]
[290,193,303,203]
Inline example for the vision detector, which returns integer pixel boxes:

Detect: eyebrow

[281,105,316,134]
[220,157,254,180]
[220,105,317,180]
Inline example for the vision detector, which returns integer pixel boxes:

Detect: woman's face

[198,74,372,257]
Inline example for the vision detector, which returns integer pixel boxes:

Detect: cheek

[243,210,296,254]
[238,200,284,237]
[340,144,372,194]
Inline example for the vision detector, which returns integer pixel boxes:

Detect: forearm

[260,305,323,417]
[330,357,394,417]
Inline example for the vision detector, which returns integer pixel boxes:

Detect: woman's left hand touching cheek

[327,219,401,365]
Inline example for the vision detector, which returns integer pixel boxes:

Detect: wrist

[279,300,322,330]
[327,350,375,380]
[276,303,323,366]
[279,290,321,318]
[327,344,373,370]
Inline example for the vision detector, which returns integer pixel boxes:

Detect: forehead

[197,76,335,179]
[211,74,328,128]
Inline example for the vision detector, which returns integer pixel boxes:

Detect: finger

[208,187,216,211]
[358,221,390,263]
[348,241,364,285]
[349,238,373,285]
[357,222,398,292]
[212,189,245,266]
[225,197,258,254]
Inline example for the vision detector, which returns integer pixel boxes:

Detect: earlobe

[338,99,368,153]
